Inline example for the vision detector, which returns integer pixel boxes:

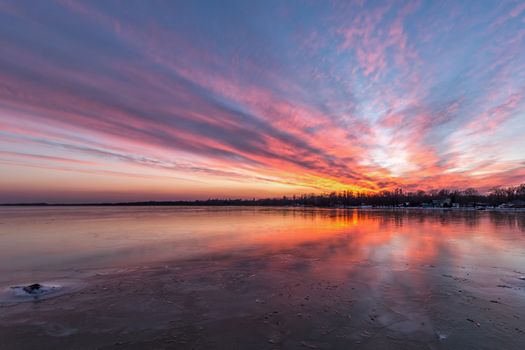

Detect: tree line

[3,184,524,207]
[195,183,525,207]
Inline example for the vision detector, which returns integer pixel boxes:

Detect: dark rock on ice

[23,284,43,294]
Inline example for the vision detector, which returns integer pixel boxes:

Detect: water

[1,206,524,285]
[1,206,525,349]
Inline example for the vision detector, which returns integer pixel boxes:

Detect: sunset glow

[1,0,524,202]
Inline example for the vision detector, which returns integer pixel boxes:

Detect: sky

[1,0,524,203]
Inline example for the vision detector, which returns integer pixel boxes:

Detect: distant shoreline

[1,203,524,212]
[3,184,524,209]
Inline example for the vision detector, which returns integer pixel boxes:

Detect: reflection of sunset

[2,207,525,349]
[209,209,525,280]
[1,207,524,287]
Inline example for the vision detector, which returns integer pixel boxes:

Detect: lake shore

[2,202,525,213]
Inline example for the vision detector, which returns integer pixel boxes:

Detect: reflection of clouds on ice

[0,207,525,348]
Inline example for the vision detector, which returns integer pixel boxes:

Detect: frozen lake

[1,206,524,349]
